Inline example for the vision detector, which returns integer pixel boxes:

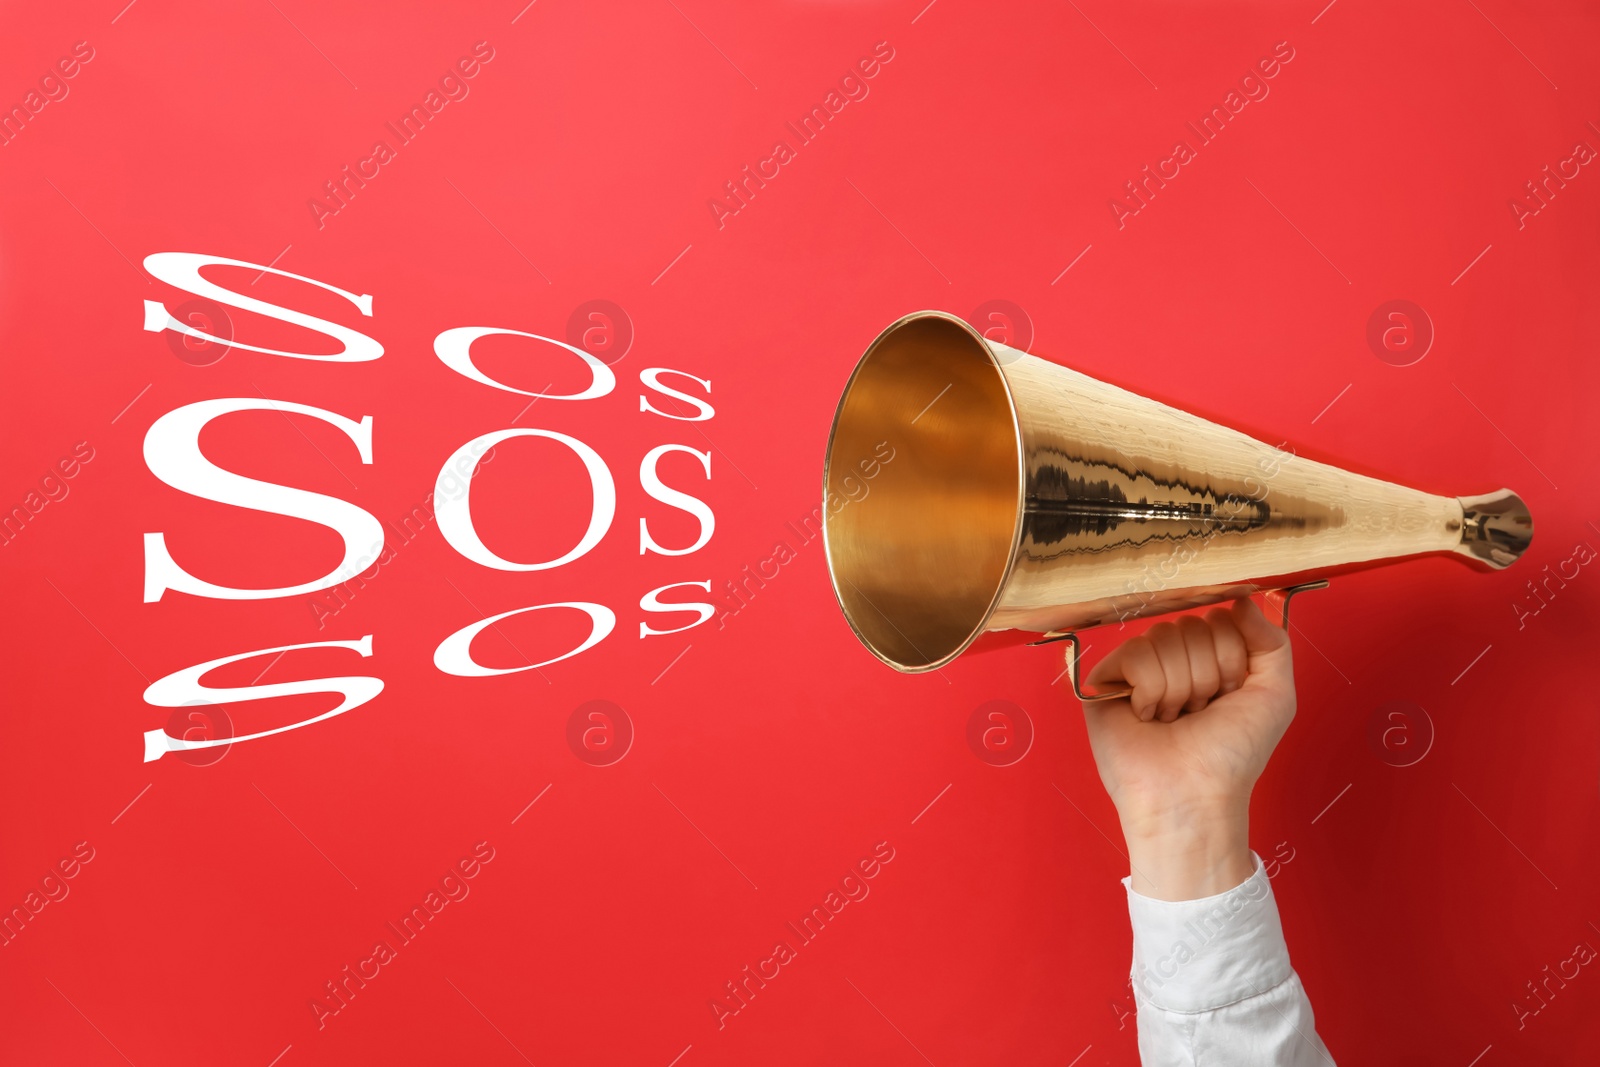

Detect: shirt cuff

[1122,851,1293,1014]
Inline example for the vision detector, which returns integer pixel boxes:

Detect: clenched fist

[1078,597,1298,900]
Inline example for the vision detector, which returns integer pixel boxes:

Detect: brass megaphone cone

[822,311,1532,686]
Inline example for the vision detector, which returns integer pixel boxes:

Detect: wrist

[1119,795,1253,901]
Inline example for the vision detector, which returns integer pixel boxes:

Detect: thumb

[1232,595,1293,685]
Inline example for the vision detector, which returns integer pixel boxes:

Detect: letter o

[433,326,615,400]
[433,601,616,677]
[435,429,616,571]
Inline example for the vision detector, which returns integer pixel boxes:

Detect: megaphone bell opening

[822,312,1024,673]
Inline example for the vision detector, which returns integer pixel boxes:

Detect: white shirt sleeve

[1123,852,1335,1066]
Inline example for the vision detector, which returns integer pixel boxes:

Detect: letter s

[142,252,381,362]
[639,368,714,421]
[142,399,382,602]
[639,445,713,556]
[640,580,714,637]
[141,636,383,761]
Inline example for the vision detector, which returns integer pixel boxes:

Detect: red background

[2,1,1597,1064]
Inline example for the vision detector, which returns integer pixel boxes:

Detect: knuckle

[1132,664,1162,692]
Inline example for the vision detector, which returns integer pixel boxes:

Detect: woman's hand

[1079,597,1297,900]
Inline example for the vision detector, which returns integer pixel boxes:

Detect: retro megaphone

[821,311,1532,698]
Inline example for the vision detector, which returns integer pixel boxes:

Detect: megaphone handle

[1061,580,1331,703]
